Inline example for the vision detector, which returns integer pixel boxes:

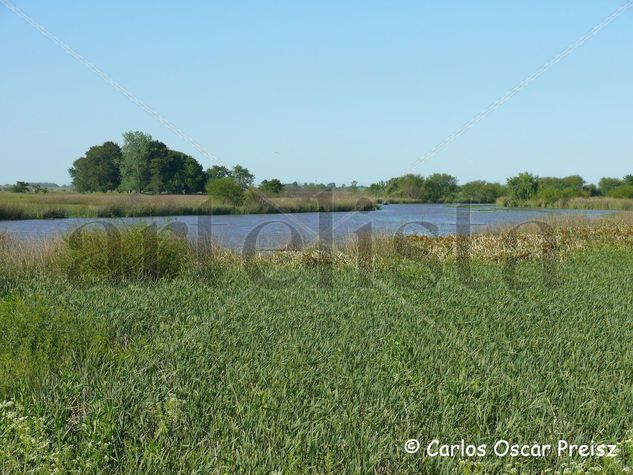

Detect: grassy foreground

[0,191,377,220]
[2,219,633,473]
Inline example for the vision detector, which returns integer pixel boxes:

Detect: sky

[1,0,632,186]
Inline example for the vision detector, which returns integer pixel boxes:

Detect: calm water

[0,204,612,249]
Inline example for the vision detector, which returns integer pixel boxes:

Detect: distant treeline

[366,172,633,206]
[38,131,633,208]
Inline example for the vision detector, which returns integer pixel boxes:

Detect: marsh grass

[0,191,378,221]
[561,197,633,211]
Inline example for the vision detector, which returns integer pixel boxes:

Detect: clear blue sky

[2,0,632,186]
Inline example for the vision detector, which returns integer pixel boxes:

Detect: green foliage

[205,165,254,204]
[119,131,153,193]
[367,181,387,196]
[0,297,106,396]
[206,165,231,181]
[146,140,171,193]
[11,181,30,193]
[599,177,624,195]
[69,132,207,195]
[373,173,459,202]
[456,180,505,203]
[170,152,206,193]
[231,165,255,190]
[69,142,122,192]
[506,171,539,201]
[259,178,284,194]
[56,225,192,282]
[387,173,426,199]
[608,184,633,199]
[206,176,244,205]
[424,173,458,202]
[2,239,633,472]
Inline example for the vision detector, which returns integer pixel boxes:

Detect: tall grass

[498,195,633,210]
[0,191,378,221]
[1,215,633,284]
[561,196,633,210]
[2,219,633,472]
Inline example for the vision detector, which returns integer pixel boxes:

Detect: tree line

[366,172,633,205]
[69,131,208,194]
[60,133,633,207]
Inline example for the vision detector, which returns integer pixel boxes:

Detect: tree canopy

[70,132,207,194]
[69,141,122,192]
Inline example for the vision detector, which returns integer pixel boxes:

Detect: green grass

[498,195,633,211]
[2,224,633,473]
[561,197,633,211]
[0,191,377,221]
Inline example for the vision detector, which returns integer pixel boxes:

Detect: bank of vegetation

[0,190,375,221]
[366,172,633,209]
[1,217,633,472]
[5,129,633,219]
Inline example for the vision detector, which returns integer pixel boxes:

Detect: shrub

[607,185,633,199]
[206,177,244,205]
[55,225,193,282]
[259,179,285,194]
[11,181,29,193]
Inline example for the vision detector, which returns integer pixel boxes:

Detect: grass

[2,219,633,472]
[498,195,633,211]
[0,191,377,221]
[560,197,633,211]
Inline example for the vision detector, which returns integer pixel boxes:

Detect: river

[0,204,612,249]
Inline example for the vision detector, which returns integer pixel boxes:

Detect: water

[0,204,612,249]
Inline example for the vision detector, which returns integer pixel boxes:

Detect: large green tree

[119,131,152,192]
[423,173,458,202]
[168,152,207,193]
[146,140,171,193]
[69,141,122,192]
[507,172,539,201]
[206,165,231,181]
[231,165,255,191]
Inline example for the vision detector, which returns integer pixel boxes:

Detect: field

[2,218,633,473]
[0,191,377,220]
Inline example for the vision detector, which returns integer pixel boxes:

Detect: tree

[598,177,623,195]
[206,177,244,205]
[457,181,505,203]
[232,165,255,191]
[119,131,153,192]
[608,185,633,199]
[259,178,285,194]
[391,174,426,199]
[507,172,539,201]
[206,165,231,181]
[169,152,206,193]
[69,141,122,192]
[145,140,171,193]
[367,181,386,196]
[11,181,29,193]
[424,173,458,202]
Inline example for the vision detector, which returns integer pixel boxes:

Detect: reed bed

[2,215,633,281]
[0,191,378,220]
[560,196,633,210]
